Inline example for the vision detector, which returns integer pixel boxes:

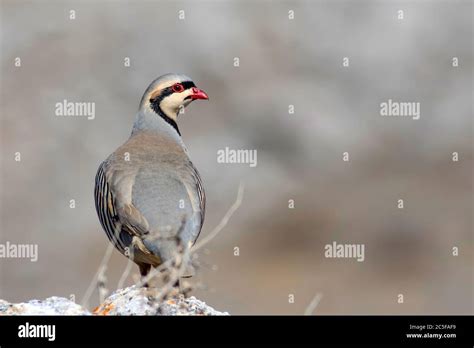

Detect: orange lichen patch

[166,299,176,305]
[93,302,114,315]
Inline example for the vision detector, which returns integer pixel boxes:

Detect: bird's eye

[172,83,185,93]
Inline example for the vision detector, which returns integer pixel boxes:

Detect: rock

[93,285,228,315]
[0,297,90,315]
[0,286,228,316]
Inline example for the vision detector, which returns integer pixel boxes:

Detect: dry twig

[304,293,323,315]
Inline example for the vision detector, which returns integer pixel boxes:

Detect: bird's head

[140,73,208,122]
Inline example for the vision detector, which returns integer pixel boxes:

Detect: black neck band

[150,97,181,136]
[148,80,196,137]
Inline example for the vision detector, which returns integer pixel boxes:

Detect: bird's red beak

[190,87,209,100]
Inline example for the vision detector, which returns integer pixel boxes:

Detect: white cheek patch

[160,90,193,120]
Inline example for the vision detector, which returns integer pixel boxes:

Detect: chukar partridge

[94,73,208,283]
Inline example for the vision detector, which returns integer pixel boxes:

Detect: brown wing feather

[95,161,161,265]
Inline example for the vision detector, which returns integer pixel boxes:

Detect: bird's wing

[95,161,126,251]
[180,160,206,245]
[103,161,149,235]
[95,160,160,263]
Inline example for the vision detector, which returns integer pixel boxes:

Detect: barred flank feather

[189,161,206,244]
[94,162,128,254]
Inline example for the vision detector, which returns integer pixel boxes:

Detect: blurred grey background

[0,0,472,314]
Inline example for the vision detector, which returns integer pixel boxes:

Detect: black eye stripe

[166,81,196,94]
[150,81,196,102]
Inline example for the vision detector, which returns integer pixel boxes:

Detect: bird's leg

[138,263,151,287]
